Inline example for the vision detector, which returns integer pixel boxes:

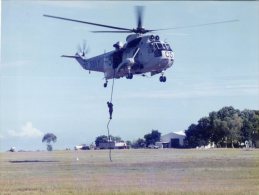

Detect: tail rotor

[77,40,89,57]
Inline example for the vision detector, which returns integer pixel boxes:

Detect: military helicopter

[44,7,237,88]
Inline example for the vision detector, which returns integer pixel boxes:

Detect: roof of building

[162,132,186,138]
[160,132,186,143]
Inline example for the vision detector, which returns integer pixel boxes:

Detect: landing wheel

[104,82,108,88]
[159,76,163,82]
[159,76,166,82]
[126,73,133,79]
[163,76,166,82]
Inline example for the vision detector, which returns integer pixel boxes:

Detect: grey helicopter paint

[44,7,237,87]
[65,33,174,87]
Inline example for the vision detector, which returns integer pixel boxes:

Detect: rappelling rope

[110,70,116,103]
[107,119,112,162]
[106,70,116,162]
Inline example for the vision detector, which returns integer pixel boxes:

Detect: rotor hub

[133,27,148,34]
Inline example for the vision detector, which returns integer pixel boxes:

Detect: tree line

[95,130,161,149]
[95,106,259,149]
[41,106,259,151]
[184,106,259,148]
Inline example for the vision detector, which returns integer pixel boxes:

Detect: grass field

[0,149,259,195]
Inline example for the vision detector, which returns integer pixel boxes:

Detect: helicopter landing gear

[159,75,166,82]
[104,80,108,88]
[126,73,133,79]
[126,66,133,79]
[159,71,166,82]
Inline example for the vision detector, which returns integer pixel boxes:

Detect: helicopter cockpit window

[165,44,172,51]
[151,42,172,55]
[153,43,158,50]
[156,43,163,50]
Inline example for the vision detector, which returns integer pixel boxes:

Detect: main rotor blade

[92,30,133,33]
[151,19,239,31]
[136,6,144,29]
[43,14,132,31]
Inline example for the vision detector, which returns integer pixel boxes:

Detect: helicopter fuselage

[73,34,174,83]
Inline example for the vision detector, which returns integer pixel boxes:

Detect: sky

[1,1,258,151]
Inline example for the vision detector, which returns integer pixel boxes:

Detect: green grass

[1,149,259,195]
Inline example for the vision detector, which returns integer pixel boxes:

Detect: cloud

[8,122,44,138]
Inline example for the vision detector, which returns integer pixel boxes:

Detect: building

[99,141,127,149]
[74,144,90,150]
[156,132,186,148]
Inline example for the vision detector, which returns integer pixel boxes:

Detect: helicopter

[44,7,237,88]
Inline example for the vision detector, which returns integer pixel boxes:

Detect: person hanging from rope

[107,101,113,119]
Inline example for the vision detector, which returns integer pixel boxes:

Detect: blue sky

[1,1,258,151]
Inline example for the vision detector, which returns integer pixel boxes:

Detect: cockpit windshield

[165,44,172,51]
[150,42,172,51]
[157,43,163,50]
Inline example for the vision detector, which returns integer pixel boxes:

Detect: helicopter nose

[160,59,170,66]
[164,51,174,67]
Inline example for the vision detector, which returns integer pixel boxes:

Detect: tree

[111,136,122,142]
[210,112,227,146]
[126,140,132,148]
[144,130,161,146]
[185,124,200,148]
[95,135,108,147]
[216,107,242,147]
[42,133,57,151]
[241,110,254,141]
[95,135,123,147]
[184,116,212,148]
[208,107,243,147]
[225,114,243,148]
[131,138,146,148]
[197,117,212,145]
[254,110,259,134]
[185,106,245,148]
[241,110,259,146]
[184,107,259,148]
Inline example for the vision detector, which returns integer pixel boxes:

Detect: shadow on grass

[9,160,59,163]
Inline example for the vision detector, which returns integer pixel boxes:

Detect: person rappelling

[107,101,113,119]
